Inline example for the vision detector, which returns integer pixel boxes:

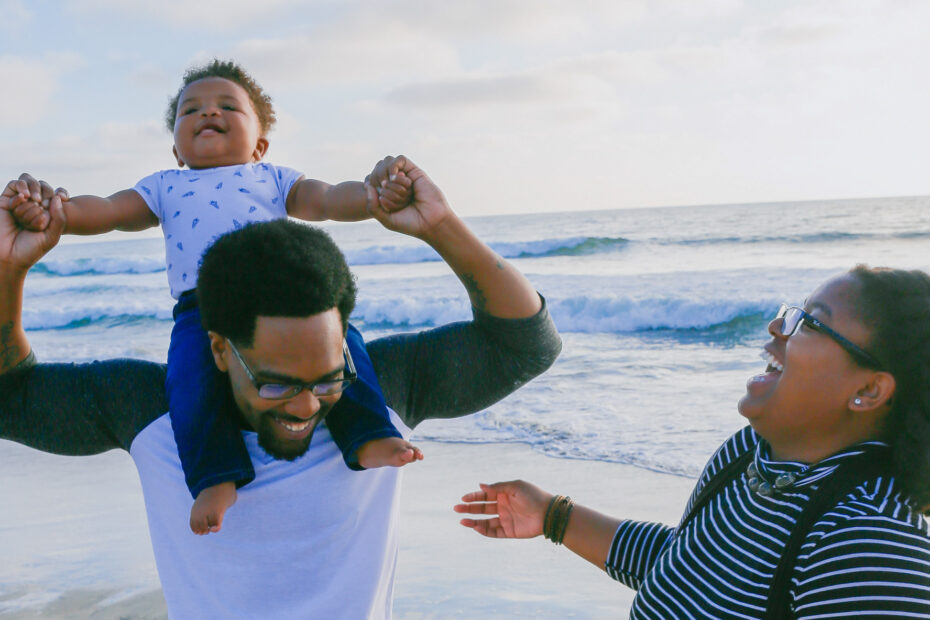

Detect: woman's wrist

[543,495,575,545]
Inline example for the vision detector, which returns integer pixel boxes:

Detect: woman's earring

[854,397,863,406]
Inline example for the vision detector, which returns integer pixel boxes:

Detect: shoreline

[0,440,696,619]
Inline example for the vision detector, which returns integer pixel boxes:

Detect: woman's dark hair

[197,220,357,346]
[165,59,276,134]
[850,265,930,512]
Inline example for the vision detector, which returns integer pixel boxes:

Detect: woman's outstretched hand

[453,480,553,539]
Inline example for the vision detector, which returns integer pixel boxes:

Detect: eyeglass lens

[258,379,352,400]
[775,304,802,336]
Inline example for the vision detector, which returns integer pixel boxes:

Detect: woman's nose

[768,317,788,339]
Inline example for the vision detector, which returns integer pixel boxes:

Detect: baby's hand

[12,200,50,231]
[375,170,413,213]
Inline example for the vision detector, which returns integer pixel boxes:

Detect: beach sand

[0,440,696,619]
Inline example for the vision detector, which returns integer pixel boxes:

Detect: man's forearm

[0,270,31,373]
[371,299,561,429]
[421,215,541,319]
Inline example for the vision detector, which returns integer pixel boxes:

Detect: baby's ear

[172,145,185,168]
[253,136,269,162]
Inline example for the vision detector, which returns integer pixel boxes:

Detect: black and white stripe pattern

[606,427,930,618]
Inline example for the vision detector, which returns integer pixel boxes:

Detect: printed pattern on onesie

[133,162,302,298]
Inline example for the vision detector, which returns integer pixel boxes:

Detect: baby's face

[172,77,268,170]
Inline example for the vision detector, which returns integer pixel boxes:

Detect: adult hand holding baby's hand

[364,155,454,241]
[1,174,69,232]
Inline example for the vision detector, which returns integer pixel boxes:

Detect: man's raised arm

[0,192,167,454]
[0,191,66,372]
[366,156,541,319]
[364,157,561,428]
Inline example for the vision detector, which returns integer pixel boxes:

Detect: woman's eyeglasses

[775,304,884,370]
[227,339,358,399]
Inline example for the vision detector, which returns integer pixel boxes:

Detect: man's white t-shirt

[130,411,407,619]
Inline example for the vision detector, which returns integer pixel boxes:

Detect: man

[0,156,561,618]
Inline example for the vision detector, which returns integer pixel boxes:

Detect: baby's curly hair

[165,59,276,134]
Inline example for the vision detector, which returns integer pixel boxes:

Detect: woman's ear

[208,332,229,373]
[849,371,896,411]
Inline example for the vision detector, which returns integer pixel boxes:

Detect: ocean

[20,195,930,473]
[3,195,930,614]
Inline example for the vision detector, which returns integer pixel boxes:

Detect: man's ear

[208,332,230,373]
[252,136,269,162]
[849,371,896,411]
[172,145,185,168]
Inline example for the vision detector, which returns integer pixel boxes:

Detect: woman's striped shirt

[606,426,930,618]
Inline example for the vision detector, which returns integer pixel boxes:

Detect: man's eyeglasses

[226,339,357,400]
[775,304,883,370]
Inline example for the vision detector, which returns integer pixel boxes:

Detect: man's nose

[283,388,322,419]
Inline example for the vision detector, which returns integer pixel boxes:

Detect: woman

[455,266,930,618]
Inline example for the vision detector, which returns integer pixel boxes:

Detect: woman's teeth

[760,351,783,372]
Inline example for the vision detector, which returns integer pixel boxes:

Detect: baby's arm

[286,173,412,222]
[61,190,159,235]
[3,174,158,235]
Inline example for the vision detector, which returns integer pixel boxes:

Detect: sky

[2,0,928,218]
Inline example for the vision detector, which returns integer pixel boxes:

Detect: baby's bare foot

[357,437,424,469]
[190,481,237,535]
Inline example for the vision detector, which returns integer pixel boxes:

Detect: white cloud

[369,0,647,42]
[0,0,30,21]
[0,53,83,129]
[65,0,311,29]
[228,24,460,89]
[0,120,172,196]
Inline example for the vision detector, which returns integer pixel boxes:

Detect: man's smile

[271,414,314,436]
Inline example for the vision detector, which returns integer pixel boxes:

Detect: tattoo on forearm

[0,321,20,371]
[461,273,488,312]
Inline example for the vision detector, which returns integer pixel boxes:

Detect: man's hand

[364,155,453,240]
[1,174,69,232]
[0,191,66,275]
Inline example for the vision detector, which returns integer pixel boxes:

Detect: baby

[4,59,422,535]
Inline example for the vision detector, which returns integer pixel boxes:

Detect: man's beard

[255,404,333,461]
